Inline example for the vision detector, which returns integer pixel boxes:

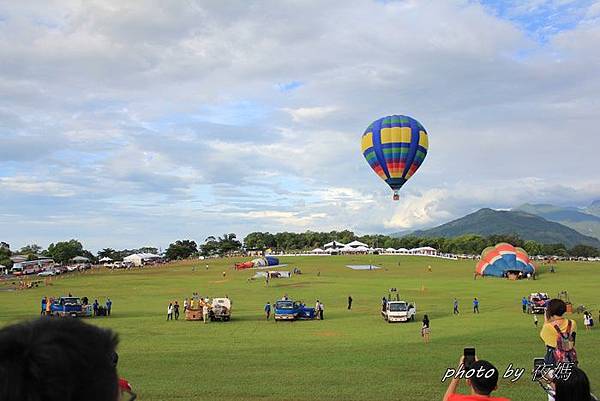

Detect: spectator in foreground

[443,358,510,401]
[540,299,577,365]
[453,299,459,315]
[0,318,120,401]
[522,296,528,313]
[553,366,595,401]
[106,297,112,316]
[347,295,353,310]
[264,302,271,320]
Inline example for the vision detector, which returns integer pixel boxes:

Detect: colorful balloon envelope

[361,115,428,200]
[475,243,536,277]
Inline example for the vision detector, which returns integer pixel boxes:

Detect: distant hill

[515,203,600,241]
[408,208,600,248]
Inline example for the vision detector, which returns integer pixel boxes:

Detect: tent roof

[71,256,90,262]
[385,247,397,252]
[311,248,324,253]
[347,240,368,247]
[411,246,436,251]
[123,253,161,260]
[354,246,369,251]
[323,241,346,248]
[99,257,113,262]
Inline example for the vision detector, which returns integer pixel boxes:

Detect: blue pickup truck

[50,297,91,318]
[274,300,316,321]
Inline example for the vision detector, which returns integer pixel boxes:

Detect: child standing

[167,303,173,321]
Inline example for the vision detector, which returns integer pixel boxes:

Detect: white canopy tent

[347,240,369,248]
[99,257,113,262]
[123,253,161,267]
[323,241,346,249]
[311,248,324,254]
[397,248,409,254]
[71,256,90,262]
[385,247,397,253]
[410,246,437,255]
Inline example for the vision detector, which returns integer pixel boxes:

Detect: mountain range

[398,208,600,248]
[514,203,600,241]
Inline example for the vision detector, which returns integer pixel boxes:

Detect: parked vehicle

[274,300,316,321]
[528,292,549,314]
[382,300,416,322]
[50,296,88,317]
[37,269,56,277]
[209,298,232,321]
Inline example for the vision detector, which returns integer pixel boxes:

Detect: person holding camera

[540,299,577,365]
[443,355,510,401]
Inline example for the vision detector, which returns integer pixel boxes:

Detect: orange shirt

[448,394,510,401]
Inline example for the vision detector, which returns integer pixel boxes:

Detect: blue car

[50,297,88,317]
[274,300,315,321]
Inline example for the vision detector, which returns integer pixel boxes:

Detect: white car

[382,300,416,323]
[37,270,56,277]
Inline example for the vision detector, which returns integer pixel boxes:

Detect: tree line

[1,230,598,269]
[241,231,599,258]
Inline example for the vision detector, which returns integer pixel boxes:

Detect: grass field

[1,256,599,401]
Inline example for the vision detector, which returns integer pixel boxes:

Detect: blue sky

[1,0,599,252]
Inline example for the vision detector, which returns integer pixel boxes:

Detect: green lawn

[1,256,598,401]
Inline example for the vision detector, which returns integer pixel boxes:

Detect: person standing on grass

[318,302,324,320]
[184,298,189,312]
[540,299,577,365]
[264,302,271,320]
[421,315,431,344]
[534,313,539,327]
[106,297,112,316]
[583,312,590,331]
[202,303,209,324]
[522,296,528,313]
[347,296,353,310]
[174,301,180,320]
[473,298,480,314]
[41,297,47,316]
[453,298,459,315]
[93,299,99,317]
[167,303,173,321]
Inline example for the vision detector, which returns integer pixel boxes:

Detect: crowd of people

[443,298,596,400]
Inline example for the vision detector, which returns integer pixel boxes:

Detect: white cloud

[283,106,338,122]
[0,0,599,250]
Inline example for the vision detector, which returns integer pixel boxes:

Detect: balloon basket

[393,193,399,201]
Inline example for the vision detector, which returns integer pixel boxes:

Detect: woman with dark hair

[421,314,430,344]
[554,366,595,401]
[540,299,577,365]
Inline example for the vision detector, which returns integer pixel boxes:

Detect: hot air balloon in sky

[361,115,428,200]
